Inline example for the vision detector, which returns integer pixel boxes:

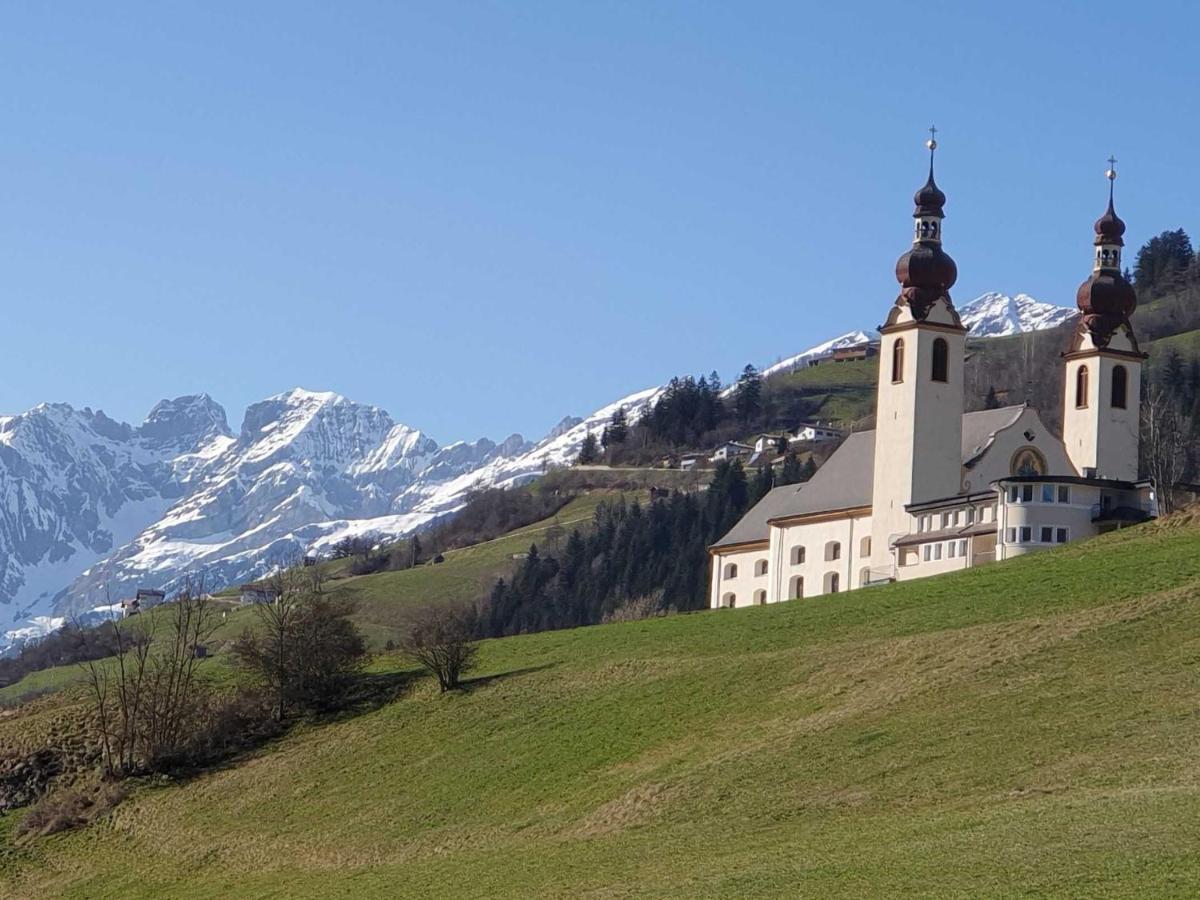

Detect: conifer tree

[606,405,628,445]
[734,364,762,423]
[577,432,600,464]
[750,464,775,504]
[778,450,803,485]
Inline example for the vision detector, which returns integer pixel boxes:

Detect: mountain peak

[139,394,232,452]
[958,292,1076,337]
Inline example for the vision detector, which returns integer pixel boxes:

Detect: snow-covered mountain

[0,291,1073,650]
[957,292,1077,337]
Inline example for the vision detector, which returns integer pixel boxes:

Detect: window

[1111,365,1128,409]
[941,512,951,529]
[1021,484,1034,503]
[825,541,841,562]
[933,543,943,560]
[948,541,957,559]
[824,572,840,594]
[1056,528,1068,544]
[754,589,767,605]
[1008,485,1018,503]
[966,507,975,524]
[923,545,932,561]
[1041,484,1055,503]
[1006,527,1017,543]
[1076,365,1089,408]
[1019,526,1032,543]
[723,593,736,608]
[931,337,949,382]
[892,338,905,383]
[959,539,968,557]
[860,536,871,557]
[754,559,768,576]
[790,545,806,565]
[1040,526,1053,543]
[788,575,804,599]
[723,563,738,579]
[1058,485,1070,504]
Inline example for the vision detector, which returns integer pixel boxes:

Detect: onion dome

[1074,160,1137,349]
[890,128,960,323]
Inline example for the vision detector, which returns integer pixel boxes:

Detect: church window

[1111,365,1128,409]
[1041,484,1055,503]
[1019,526,1032,543]
[1056,528,1069,543]
[1021,484,1034,502]
[723,593,736,608]
[723,563,738,579]
[754,589,767,605]
[859,536,871,557]
[790,545,805,565]
[754,559,768,576]
[1058,485,1070,503]
[1075,365,1090,408]
[788,575,804,599]
[824,572,840,594]
[825,541,841,561]
[931,338,949,383]
[965,507,975,524]
[1008,486,1018,503]
[940,512,950,528]
[892,339,905,383]
[1040,526,1053,543]
[859,567,870,586]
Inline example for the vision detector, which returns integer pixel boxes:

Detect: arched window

[824,572,840,594]
[892,338,905,383]
[825,541,841,562]
[859,536,871,557]
[722,593,736,608]
[753,589,767,605]
[1011,447,1046,477]
[788,575,804,599]
[1111,365,1128,409]
[1075,365,1089,409]
[754,559,768,577]
[931,337,949,383]
[789,545,806,566]
[723,563,738,579]
[859,567,870,587]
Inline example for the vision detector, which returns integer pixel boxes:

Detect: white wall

[1062,343,1141,481]
[709,545,770,608]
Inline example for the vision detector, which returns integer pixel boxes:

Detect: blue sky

[0,2,1195,443]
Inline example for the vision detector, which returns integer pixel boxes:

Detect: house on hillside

[679,453,708,471]
[806,341,880,367]
[790,423,842,444]
[710,441,753,463]
[239,582,279,604]
[708,150,1156,609]
[122,588,166,617]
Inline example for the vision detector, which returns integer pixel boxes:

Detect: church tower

[1062,160,1143,480]
[870,131,967,571]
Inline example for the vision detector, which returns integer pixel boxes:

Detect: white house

[709,149,1154,609]
[790,423,842,444]
[711,441,753,463]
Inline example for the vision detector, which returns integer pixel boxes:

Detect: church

[708,137,1157,608]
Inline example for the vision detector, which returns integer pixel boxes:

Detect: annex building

[709,141,1156,608]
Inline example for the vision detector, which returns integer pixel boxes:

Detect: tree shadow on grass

[457,662,557,693]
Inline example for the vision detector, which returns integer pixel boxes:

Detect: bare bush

[400,604,479,692]
[233,566,366,718]
[15,782,126,841]
[602,593,667,624]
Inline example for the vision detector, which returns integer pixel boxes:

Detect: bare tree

[1142,384,1187,514]
[400,603,479,692]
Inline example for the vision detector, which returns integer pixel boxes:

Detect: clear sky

[0,2,1195,444]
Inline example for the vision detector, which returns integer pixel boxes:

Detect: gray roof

[710,484,805,549]
[711,406,1026,550]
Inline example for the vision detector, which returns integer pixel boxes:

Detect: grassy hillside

[5,511,1200,898]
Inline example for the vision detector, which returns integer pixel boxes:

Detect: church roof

[710,405,1027,550]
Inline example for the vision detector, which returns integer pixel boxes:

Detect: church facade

[708,141,1156,609]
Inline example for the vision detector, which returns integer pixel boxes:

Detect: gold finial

[926,124,938,151]
[1106,155,1117,180]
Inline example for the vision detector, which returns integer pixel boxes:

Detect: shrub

[400,604,479,692]
[15,783,127,841]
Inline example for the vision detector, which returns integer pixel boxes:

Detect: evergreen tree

[778,451,803,485]
[1134,229,1194,294]
[749,464,775,504]
[606,405,629,445]
[734,364,763,422]
[577,432,600,464]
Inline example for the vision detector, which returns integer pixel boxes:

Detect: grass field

[5,508,1200,897]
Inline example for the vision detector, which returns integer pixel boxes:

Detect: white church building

[709,141,1156,609]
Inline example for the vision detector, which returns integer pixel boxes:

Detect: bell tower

[1062,159,1144,480]
[870,129,968,571]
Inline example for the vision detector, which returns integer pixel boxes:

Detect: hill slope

[5,512,1200,898]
